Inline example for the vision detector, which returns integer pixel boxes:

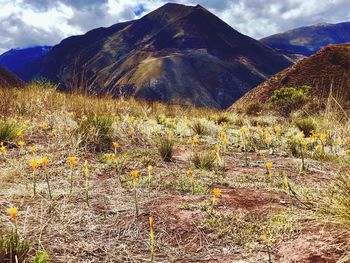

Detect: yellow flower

[212,188,222,198]
[8,207,17,221]
[131,170,139,182]
[148,165,153,173]
[223,138,229,147]
[29,146,36,155]
[41,157,48,170]
[29,159,38,171]
[18,141,26,148]
[115,115,121,124]
[240,127,247,135]
[104,153,113,161]
[67,156,78,166]
[16,131,23,137]
[220,131,226,141]
[112,142,119,149]
[186,170,193,177]
[130,128,136,136]
[0,142,6,156]
[265,162,273,171]
[274,126,281,135]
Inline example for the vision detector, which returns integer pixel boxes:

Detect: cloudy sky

[0,0,349,54]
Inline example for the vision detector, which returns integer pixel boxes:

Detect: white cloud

[0,0,349,53]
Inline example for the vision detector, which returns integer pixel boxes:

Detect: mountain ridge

[19,3,292,109]
[261,22,350,57]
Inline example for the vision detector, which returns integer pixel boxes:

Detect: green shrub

[0,231,30,263]
[245,102,263,116]
[317,171,350,226]
[191,152,215,171]
[33,250,50,263]
[294,117,317,137]
[270,86,311,116]
[78,115,113,152]
[157,137,174,162]
[189,120,207,136]
[0,120,19,142]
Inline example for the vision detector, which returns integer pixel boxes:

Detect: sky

[0,0,349,54]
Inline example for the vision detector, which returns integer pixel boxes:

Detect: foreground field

[1,83,350,262]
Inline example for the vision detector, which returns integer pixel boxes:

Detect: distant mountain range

[0,66,24,88]
[0,46,52,74]
[18,3,291,109]
[232,44,350,111]
[261,22,350,57]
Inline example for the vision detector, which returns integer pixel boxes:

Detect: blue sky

[0,0,349,53]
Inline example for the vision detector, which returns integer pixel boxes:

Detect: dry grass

[1,83,350,262]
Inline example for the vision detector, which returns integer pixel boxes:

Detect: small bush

[294,117,317,137]
[270,86,311,116]
[189,121,207,136]
[33,250,50,263]
[0,231,31,263]
[0,120,19,142]
[157,137,174,162]
[216,115,231,125]
[245,103,263,116]
[191,152,215,170]
[317,171,350,226]
[78,115,113,152]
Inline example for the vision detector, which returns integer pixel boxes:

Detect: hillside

[21,3,291,109]
[231,44,350,111]
[0,46,52,74]
[0,66,24,88]
[261,22,350,57]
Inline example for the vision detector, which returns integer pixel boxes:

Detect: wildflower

[112,142,119,155]
[41,157,48,170]
[18,141,26,148]
[212,188,222,208]
[148,165,153,197]
[67,157,78,193]
[131,170,139,183]
[187,170,195,194]
[265,162,273,174]
[115,115,121,124]
[29,159,39,196]
[186,170,193,177]
[274,126,282,136]
[16,131,23,137]
[29,146,36,156]
[130,128,136,136]
[0,142,7,156]
[67,156,78,166]
[8,207,17,222]
[130,170,140,217]
[29,159,38,171]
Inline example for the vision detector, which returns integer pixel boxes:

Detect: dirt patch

[275,223,349,263]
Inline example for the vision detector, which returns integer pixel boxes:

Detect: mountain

[21,3,291,109]
[0,66,24,88]
[261,22,350,57]
[0,46,52,74]
[231,44,350,111]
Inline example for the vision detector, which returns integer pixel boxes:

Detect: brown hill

[21,3,291,109]
[0,66,24,88]
[231,44,350,111]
